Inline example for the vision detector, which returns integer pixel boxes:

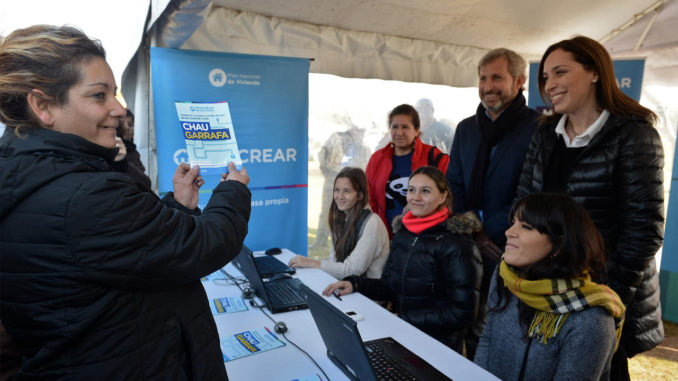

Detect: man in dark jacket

[445,48,539,358]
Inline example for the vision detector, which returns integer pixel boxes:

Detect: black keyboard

[265,280,305,306]
[255,256,294,276]
[365,342,417,381]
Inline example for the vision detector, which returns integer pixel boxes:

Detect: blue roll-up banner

[528,59,646,112]
[151,48,309,254]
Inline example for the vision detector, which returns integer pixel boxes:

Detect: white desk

[203,249,498,381]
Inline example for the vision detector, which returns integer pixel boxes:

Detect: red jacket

[366,138,450,237]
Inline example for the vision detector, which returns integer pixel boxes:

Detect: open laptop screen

[299,283,376,381]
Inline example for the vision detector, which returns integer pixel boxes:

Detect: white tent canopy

[142,0,678,88]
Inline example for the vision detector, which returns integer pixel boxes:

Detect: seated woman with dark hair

[474,193,625,381]
[289,167,390,279]
[324,166,482,353]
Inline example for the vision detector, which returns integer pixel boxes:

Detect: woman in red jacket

[366,104,449,237]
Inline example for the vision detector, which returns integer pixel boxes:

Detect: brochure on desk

[210,296,249,315]
[221,327,286,361]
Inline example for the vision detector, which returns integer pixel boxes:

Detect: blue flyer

[210,296,249,315]
[174,101,243,173]
[221,327,286,361]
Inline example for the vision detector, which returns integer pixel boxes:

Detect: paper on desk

[210,296,249,315]
[221,327,286,362]
[201,269,229,281]
[174,101,242,171]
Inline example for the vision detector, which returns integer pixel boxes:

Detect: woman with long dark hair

[289,167,389,279]
[516,35,664,379]
[324,166,482,353]
[475,193,625,380]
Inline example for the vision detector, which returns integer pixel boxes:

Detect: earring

[592,79,598,83]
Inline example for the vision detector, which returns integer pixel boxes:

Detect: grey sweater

[474,272,616,381]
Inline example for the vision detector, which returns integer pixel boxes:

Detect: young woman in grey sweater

[474,193,625,381]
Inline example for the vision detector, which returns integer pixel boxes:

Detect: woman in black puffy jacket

[516,36,664,380]
[324,166,483,353]
[0,25,250,380]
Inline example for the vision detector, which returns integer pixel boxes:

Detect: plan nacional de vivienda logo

[208,67,262,87]
[209,68,227,87]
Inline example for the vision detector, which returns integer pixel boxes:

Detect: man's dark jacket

[0,127,251,380]
[446,105,539,248]
[516,113,664,357]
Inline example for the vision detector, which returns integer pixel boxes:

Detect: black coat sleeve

[446,123,469,213]
[399,236,482,335]
[348,247,400,302]
[606,123,664,304]
[64,174,251,290]
[515,126,543,201]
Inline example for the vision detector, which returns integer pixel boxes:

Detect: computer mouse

[269,273,292,282]
[265,247,282,255]
[274,321,288,334]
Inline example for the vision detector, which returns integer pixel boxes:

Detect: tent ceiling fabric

[187,0,665,87]
[212,0,659,55]
[179,7,487,87]
[605,0,677,52]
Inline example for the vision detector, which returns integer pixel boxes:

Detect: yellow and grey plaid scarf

[499,261,625,350]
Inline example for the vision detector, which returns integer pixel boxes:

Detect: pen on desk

[332,290,342,301]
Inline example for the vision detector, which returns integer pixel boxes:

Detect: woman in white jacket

[289,167,389,279]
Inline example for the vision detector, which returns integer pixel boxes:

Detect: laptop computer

[233,246,307,314]
[299,283,451,381]
[231,247,296,278]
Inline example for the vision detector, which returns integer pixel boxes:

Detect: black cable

[281,331,330,381]
[248,302,330,381]
[215,269,253,296]
[217,269,330,380]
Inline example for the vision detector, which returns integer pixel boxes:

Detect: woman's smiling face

[406,174,447,217]
[47,57,125,148]
[542,48,599,115]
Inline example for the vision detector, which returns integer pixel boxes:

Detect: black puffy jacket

[0,127,251,380]
[516,113,665,357]
[348,213,483,352]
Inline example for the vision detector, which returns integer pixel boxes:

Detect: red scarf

[401,208,450,234]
